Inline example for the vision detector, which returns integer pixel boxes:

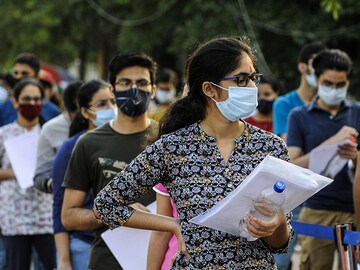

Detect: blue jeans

[273,205,302,270]
[32,248,45,270]
[70,238,91,270]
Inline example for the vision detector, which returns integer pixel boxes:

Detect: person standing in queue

[94,36,293,269]
[61,52,157,270]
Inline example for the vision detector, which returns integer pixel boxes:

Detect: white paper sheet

[101,202,157,270]
[3,129,39,189]
[190,155,333,236]
[309,139,351,179]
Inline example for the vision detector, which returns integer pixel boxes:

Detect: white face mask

[318,85,347,106]
[210,83,258,122]
[155,88,176,104]
[305,70,317,90]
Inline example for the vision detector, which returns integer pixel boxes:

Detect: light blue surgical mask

[318,85,347,106]
[305,70,317,90]
[88,108,117,127]
[210,83,258,122]
[0,86,8,104]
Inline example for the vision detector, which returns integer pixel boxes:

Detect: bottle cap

[273,180,286,193]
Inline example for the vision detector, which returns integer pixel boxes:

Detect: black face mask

[115,88,151,117]
[257,99,274,115]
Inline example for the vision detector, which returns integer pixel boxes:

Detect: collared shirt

[287,98,360,212]
[95,122,293,269]
[0,122,53,235]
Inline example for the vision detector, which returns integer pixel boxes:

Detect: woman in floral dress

[94,36,293,269]
[0,78,55,269]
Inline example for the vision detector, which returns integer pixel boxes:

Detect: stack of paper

[190,155,333,236]
[309,139,352,178]
[101,202,156,270]
[4,130,39,189]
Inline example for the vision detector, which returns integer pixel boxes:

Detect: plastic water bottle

[239,180,286,241]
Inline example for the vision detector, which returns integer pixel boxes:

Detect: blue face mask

[89,108,117,127]
[210,83,258,122]
[318,85,347,106]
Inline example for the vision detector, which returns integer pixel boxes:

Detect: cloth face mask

[18,104,42,121]
[257,99,274,115]
[115,88,151,117]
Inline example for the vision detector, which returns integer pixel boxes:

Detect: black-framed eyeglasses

[115,79,152,89]
[20,96,42,103]
[222,73,262,87]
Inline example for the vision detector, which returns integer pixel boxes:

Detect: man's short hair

[297,41,327,64]
[313,49,353,78]
[13,53,41,75]
[156,68,179,86]
[108,51,158,88]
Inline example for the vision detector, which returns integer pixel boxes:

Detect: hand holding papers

[309,139,354,178]
[101,202,156,270]
[3,129,39,189]
[190,155,333,236]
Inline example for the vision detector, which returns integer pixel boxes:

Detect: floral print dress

[95,121,293,269]
[0,122,53,236]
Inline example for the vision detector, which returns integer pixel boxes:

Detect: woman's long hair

[69,80,110,137]
[150,36,256,143]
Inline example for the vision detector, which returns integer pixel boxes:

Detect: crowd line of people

[0,35,359,270]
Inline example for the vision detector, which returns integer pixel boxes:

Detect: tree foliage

[0,0,359,97]
[321,0,342,20]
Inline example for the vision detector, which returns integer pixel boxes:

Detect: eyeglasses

[20,96,42,103]
[88,98,116,109]
[115,79,152,89]
[222,73,262,87]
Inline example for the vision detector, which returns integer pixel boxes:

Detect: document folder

[190,155,333,236]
